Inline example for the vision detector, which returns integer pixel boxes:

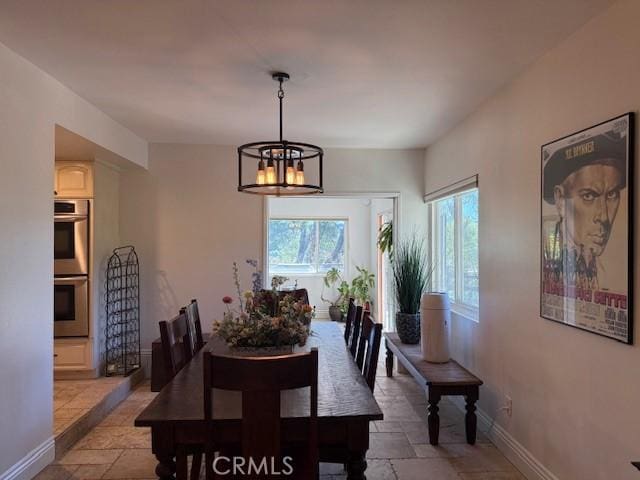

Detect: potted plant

[392,235,431,344]
[350,266,375,308]
[321,267,346,321]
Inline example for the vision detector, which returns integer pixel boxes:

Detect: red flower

[222,296,233,304]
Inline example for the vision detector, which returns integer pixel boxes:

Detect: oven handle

[54,214,88,222]
[55,275,88,282]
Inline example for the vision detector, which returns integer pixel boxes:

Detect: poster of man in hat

[541,113,633,344]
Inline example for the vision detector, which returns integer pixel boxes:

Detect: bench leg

[385,340,393,377]
[427,389,441,445]
[465,391,479,445]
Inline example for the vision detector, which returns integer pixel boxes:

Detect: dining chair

[202,350,319,480]
[159,312,194,381]
[159,312,203,479]
[355,310,383,392]
[343,298,356,344]
[347,305,364,358]
[181,298,204,354]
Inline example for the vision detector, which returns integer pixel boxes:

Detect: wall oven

[54,199,90,337]
[54,200,89,275]
[54,275,89,337]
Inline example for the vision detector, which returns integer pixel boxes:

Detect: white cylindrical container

[420,292,451,363]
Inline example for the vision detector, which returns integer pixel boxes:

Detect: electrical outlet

[505,395,512,417]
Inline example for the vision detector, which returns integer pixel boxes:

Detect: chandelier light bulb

[295,160,305,185]
[256,160,266,185]
[285,159,296,185]
[265,159,277,184]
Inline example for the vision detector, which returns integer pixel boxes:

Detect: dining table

[135,321,384,480]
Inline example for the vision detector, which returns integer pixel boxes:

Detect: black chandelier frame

[237,72,324,196]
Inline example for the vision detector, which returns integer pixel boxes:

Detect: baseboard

[448,396,559,480]
[0,436,55,480]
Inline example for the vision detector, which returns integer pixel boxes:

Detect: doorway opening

[264,193,398,331]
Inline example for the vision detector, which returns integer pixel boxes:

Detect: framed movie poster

[540,112,634,344]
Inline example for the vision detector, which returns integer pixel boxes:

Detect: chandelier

[237,72,324,195]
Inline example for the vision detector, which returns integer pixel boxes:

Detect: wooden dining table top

[135,321,383,426]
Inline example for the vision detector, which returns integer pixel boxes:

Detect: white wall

[92,161,121,374]
[423,1,640,478]
[119,144,425,350]
[268,197,375,317]
[0,41,147,479]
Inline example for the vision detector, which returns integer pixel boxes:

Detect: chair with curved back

[355,310,383,392]
[347,305,364,358]
[343,298,356,344]
[181,299,204,354]
[202,350,319,480]
[159,312,194,381]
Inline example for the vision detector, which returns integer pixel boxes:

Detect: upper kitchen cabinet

[55,161,94,198]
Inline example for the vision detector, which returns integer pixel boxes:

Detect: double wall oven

[54,199,90,337]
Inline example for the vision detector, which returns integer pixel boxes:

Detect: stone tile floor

[41,368,524,480]
[54,377,131,436]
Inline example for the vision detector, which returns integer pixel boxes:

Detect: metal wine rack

[105,246,140,376]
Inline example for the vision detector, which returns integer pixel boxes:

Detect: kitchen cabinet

[54,339,92,370]
[54,161,94,198]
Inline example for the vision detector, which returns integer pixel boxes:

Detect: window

[430,189,479,319]
[268,219,347,275]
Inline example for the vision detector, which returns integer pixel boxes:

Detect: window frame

[267,216,349,277]
[428,188,479,322]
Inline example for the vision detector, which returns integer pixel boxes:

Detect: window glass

[431,188,479,318]
[460,190,479,307]
[268,219,346,275]
[437,197,456,300]
[317,220,345,273]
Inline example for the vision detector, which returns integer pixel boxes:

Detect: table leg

[465,391,479,445]
[385,341,393,377]
[346,451,367,480]
[427,389,441,446]
[155,454,175,480]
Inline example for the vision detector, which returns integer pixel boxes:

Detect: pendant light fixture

[237,72,323,195]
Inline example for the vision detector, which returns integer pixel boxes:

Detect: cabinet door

[55,162,94,198]
[54,341,91,370]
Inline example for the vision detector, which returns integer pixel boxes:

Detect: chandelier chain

[278,78,284,141]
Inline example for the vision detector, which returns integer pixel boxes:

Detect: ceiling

[0,0,613,148]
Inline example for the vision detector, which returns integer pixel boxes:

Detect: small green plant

[392,235,432,314]
[377,221,393,260]
[351,266,375,306]
[321,268,345,307]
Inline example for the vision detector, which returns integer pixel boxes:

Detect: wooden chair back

[280,288,310,305]
[159,312,194,381]
[181,299,204,353]
[348,305,364,358]
[343,298,356,344]
[203,350,319,479]
[355,310,383,392]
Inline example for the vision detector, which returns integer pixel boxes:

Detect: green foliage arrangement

[213,263,314,348]
[392,236,432,314]
[321,266,375,313]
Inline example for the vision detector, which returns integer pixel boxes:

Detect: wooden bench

[384,332,483,445]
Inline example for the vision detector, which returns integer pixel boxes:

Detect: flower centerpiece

[213,261,314,355]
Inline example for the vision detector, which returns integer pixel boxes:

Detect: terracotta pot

[396,312,421,344]
[329,305,343,322]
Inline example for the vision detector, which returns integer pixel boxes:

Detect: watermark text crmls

[211,456,294,476]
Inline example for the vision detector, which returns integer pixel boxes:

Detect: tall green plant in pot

[392,235,431,344]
